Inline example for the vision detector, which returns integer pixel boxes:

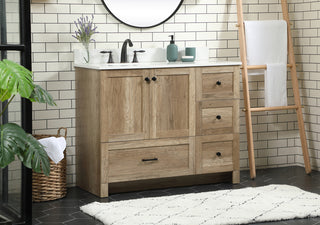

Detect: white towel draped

[39,137,66,164]
[265,63,287,107]
[244,20,288,107]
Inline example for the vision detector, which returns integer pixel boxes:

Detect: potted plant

[0,59,56,176]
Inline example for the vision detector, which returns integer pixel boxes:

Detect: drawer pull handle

[142,158,158,162]
[152,76,157,81]
[145,77,150,82]
[216,152,222,157]
[216,115,222,120]
[216,80,222,86]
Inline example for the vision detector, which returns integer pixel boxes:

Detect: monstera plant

[0,59,56,176]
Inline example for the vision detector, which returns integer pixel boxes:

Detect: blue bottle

[167,35,178,62]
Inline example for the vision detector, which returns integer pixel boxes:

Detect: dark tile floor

[32,166,320,225]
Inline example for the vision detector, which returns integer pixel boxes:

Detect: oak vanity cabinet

[76,65,240,197]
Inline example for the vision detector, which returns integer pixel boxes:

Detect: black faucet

[120,39,133,63]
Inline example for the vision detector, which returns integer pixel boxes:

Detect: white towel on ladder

[265,63,287,107]
[244,20,288,107]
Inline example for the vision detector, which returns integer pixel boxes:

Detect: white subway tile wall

[30,0,320,186]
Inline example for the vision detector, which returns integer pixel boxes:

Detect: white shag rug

[80,184,320,225]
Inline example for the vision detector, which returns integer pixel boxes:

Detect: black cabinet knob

[216,80,222,86]
[145,77,150,82]
[152,77,157,81]
[216,115,221,120]
[216,152,222,157]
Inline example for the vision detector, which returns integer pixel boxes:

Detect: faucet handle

[132,50,145,63]
[100,50,114,63]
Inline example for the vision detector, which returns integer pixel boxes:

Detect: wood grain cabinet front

[196,134,237,174]
[107,138,195,183]
[194,66,240,184]
[100,69,150,142]
[100,68,195,142]
[150,68,195,139]
[196,66,239,100]
[196,100,239,136]
[76,65,240,197]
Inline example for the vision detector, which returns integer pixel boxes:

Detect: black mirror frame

[101,0,184,28]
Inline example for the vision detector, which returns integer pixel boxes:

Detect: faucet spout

[121,39,133,63]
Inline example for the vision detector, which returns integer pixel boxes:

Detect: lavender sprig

[72,15,98,63]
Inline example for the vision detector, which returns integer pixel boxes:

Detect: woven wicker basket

[32,127,67,202]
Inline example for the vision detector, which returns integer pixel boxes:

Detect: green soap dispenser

[167,35,178,62]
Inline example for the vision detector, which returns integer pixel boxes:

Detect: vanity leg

[232,132,240,184]
[232,171,240,184]
[100,143,109,197]
[100,183,109,197]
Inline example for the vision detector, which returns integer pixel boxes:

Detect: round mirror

[101,0,184,28]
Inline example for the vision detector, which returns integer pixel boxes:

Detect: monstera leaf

[22,133,51,175]
[29,84,56,106]
[0,59,56,106]
[0,89,11,102]
[0,59,56,176]
[0,59,34,101]
[0,123,50,176]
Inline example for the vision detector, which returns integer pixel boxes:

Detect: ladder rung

[241,64,293,70]
[243,105,300,112]
[235,22,292,28]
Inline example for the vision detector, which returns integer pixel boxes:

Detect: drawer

[108,143,193,182]
[202,73,233,97]
[196,135,234,174]
[196,66,240,100]
[202,107,233,130]
[196,100,239,135]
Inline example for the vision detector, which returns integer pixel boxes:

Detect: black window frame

[0,0,32,224]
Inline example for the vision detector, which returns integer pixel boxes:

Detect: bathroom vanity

[75,61,241,197]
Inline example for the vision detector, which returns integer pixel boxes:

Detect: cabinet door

[151,68,195,139]
[100,70,150,142]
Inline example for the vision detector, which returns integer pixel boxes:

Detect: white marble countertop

[74,61,242,70]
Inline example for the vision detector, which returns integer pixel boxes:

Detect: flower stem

[83,44,90,63]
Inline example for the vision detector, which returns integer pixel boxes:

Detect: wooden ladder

[236,0,312,179]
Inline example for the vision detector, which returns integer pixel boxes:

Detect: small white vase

[74,49,88,64]
[74,49,103,65]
